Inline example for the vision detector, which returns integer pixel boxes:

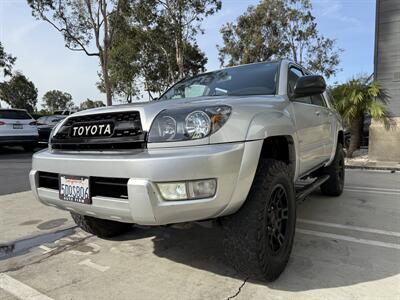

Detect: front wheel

[221,159,296,281]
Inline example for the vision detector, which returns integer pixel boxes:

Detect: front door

[287,67,327,175]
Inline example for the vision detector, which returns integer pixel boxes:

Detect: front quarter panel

[245,109,296,141]
[209,96,293,143]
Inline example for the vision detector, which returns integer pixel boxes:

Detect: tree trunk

[99,54,112,106]
[175,38,184,79]
[175,3,184,80]
[347,116,363,158]
[100,0,112,106]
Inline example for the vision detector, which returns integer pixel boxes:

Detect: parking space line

[297,229,400,250]
[344,188,400,195]
[0,273,54,300]
[78,259,110,272]
[298,219,400,237]
[39,245,56,254]
[345,186,400,192]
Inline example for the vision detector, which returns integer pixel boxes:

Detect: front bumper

[30,141,262,225]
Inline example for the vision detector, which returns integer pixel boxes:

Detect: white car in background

[0,108,38,151]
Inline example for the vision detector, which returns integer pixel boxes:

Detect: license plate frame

[59,174,91,204]
[13,124,23,129]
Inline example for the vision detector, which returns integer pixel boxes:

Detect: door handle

[315,110,321,116]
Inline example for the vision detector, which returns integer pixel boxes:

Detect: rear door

[288,67,327,175]
[310,93,335,159]
[0,109,38,137]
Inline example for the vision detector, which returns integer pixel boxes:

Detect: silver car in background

[0,108,38,151]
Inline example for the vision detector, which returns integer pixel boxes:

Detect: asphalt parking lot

[0,146,39,195]
[0,164,399,299]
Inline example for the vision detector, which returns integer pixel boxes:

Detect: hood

[70,95,283,132]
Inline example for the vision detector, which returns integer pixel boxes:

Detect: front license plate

[59,175,91,204]
[13,124,23,129]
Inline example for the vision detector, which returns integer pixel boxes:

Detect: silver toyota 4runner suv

[30,59,345,281]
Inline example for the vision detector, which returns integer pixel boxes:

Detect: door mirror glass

[294,75,326,98]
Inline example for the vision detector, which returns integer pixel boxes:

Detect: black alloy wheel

[266,184,289,254]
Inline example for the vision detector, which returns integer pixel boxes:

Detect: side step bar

[295,175,330,203]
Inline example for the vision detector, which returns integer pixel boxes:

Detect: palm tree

[331,75,390,158]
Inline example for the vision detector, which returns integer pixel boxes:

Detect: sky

[0,0,376,108]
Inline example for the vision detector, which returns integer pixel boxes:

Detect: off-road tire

[221,159,296,281]
[70,212,132,238]
[320,142,345,196]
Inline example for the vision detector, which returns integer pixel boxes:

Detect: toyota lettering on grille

[71,123,113,137]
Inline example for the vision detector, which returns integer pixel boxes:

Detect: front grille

[38,172,129,199]
[51,111,146,151]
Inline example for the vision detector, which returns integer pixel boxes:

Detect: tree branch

[65,44,99,56]
[37,10,99,57]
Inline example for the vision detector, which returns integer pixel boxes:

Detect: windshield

[160,62,279,100]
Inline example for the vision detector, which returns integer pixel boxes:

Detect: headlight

[185,111,211,139]
[148,106,231,143]
[48,120,64,150]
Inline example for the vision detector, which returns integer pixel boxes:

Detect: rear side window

[0,110,31,119]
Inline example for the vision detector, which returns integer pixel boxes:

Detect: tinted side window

[311,94,327,107]
[287,67,302,95]
[288,67,311,104]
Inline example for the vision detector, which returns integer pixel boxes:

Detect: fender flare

[245,110,300,179]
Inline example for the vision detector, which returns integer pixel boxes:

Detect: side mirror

[294,75,326,97]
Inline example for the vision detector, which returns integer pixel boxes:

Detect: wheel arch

[218,134,297,218]
[338,130,344,146]
[259,135,297,181]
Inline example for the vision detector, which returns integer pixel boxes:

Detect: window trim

[287,66,304,99]
[287,63,329,108]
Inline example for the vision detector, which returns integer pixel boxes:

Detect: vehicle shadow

[113,220,400,292]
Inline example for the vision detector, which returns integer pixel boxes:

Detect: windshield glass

[160,62,279,100]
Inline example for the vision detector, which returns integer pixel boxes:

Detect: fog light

[157,182,187,200]
[188,179,217,199]
[157,179,217,201]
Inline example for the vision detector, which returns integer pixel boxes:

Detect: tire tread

[222,159,296,281]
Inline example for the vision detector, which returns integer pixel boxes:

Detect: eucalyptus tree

[107,0,211,101]
[0,72,38,112]
[0,42,16,78]
[28,0,126,106]
[43,90,73,112]
[154,0,221,79]
[218,0,342,78]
